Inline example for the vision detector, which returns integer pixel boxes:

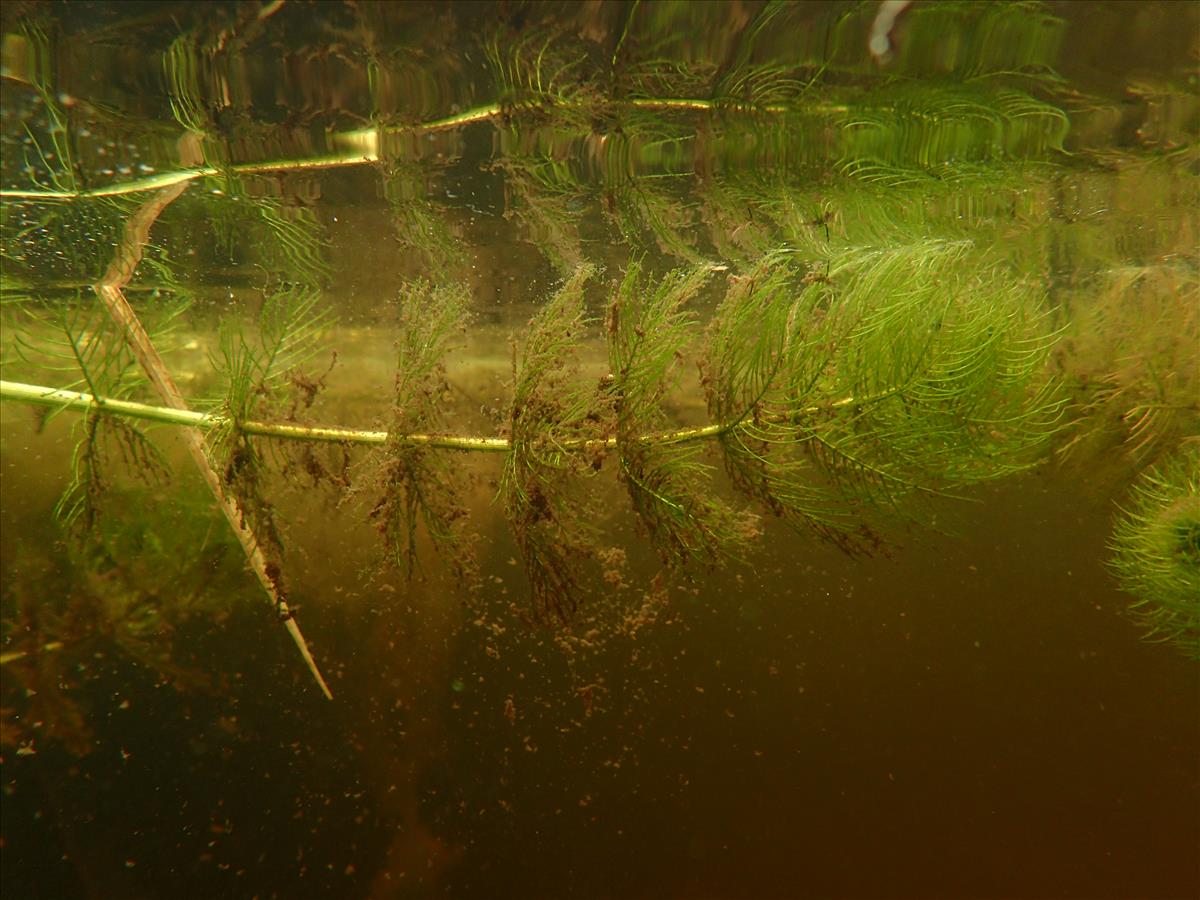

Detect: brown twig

[91,172,333,699]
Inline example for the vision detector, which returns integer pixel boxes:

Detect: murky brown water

[2,2,1197,899]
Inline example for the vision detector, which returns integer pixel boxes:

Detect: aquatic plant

[3,247,1065,629]
[1056,262,1200,467]
[1,0,1193,713]
[1109,444,1200,659]
[368,280,475,582]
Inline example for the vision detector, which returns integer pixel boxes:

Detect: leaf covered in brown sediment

[368,280,476,583]
[501,264,614,623]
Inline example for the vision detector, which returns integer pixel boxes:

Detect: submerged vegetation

[1,0,1196,737]
[1109,443,1200,659]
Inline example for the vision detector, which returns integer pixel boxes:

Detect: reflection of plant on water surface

[1,0,1196,773]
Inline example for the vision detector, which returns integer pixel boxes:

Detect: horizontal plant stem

[1,167,218,199]
[1,379,737,451]
[0,93,854,201]
[0,152,378,201]
[0,107,500,201]
[89,175,335,699]
[2,380,871,451]
[0,641,65,666]
[346,103,503,136]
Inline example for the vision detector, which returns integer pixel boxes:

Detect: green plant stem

[0,106,503,201]
[627,97,848,115]
[0,641,65,666]
[1,379,865,452]
[0,95,861,201]
[0,155,376,201]
[0,380,497,449]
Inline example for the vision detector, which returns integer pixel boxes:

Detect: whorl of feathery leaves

[370,281,473,580]
[704,255,862,543]
[209,285,331,428]
[502,264,611,622]
[464,0,1076,273]
[494,155,587,277]
[206,284,332,558]
[381,159,465,280]
[485,26,600,129]
[163,30,213,137]
[0,30,186,540]
[607,261,756,567]
[703,241,1062,548]
[608,169,705,265]
[199,183,333,436]
[178,187,332,290]
[834,83,1069,187]
[8,295,179,537]
[1108,443,1200,659]
[1056,263,1200,466]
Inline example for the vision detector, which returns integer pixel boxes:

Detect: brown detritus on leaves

[364,280,478,586]
[502,264,617,624]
